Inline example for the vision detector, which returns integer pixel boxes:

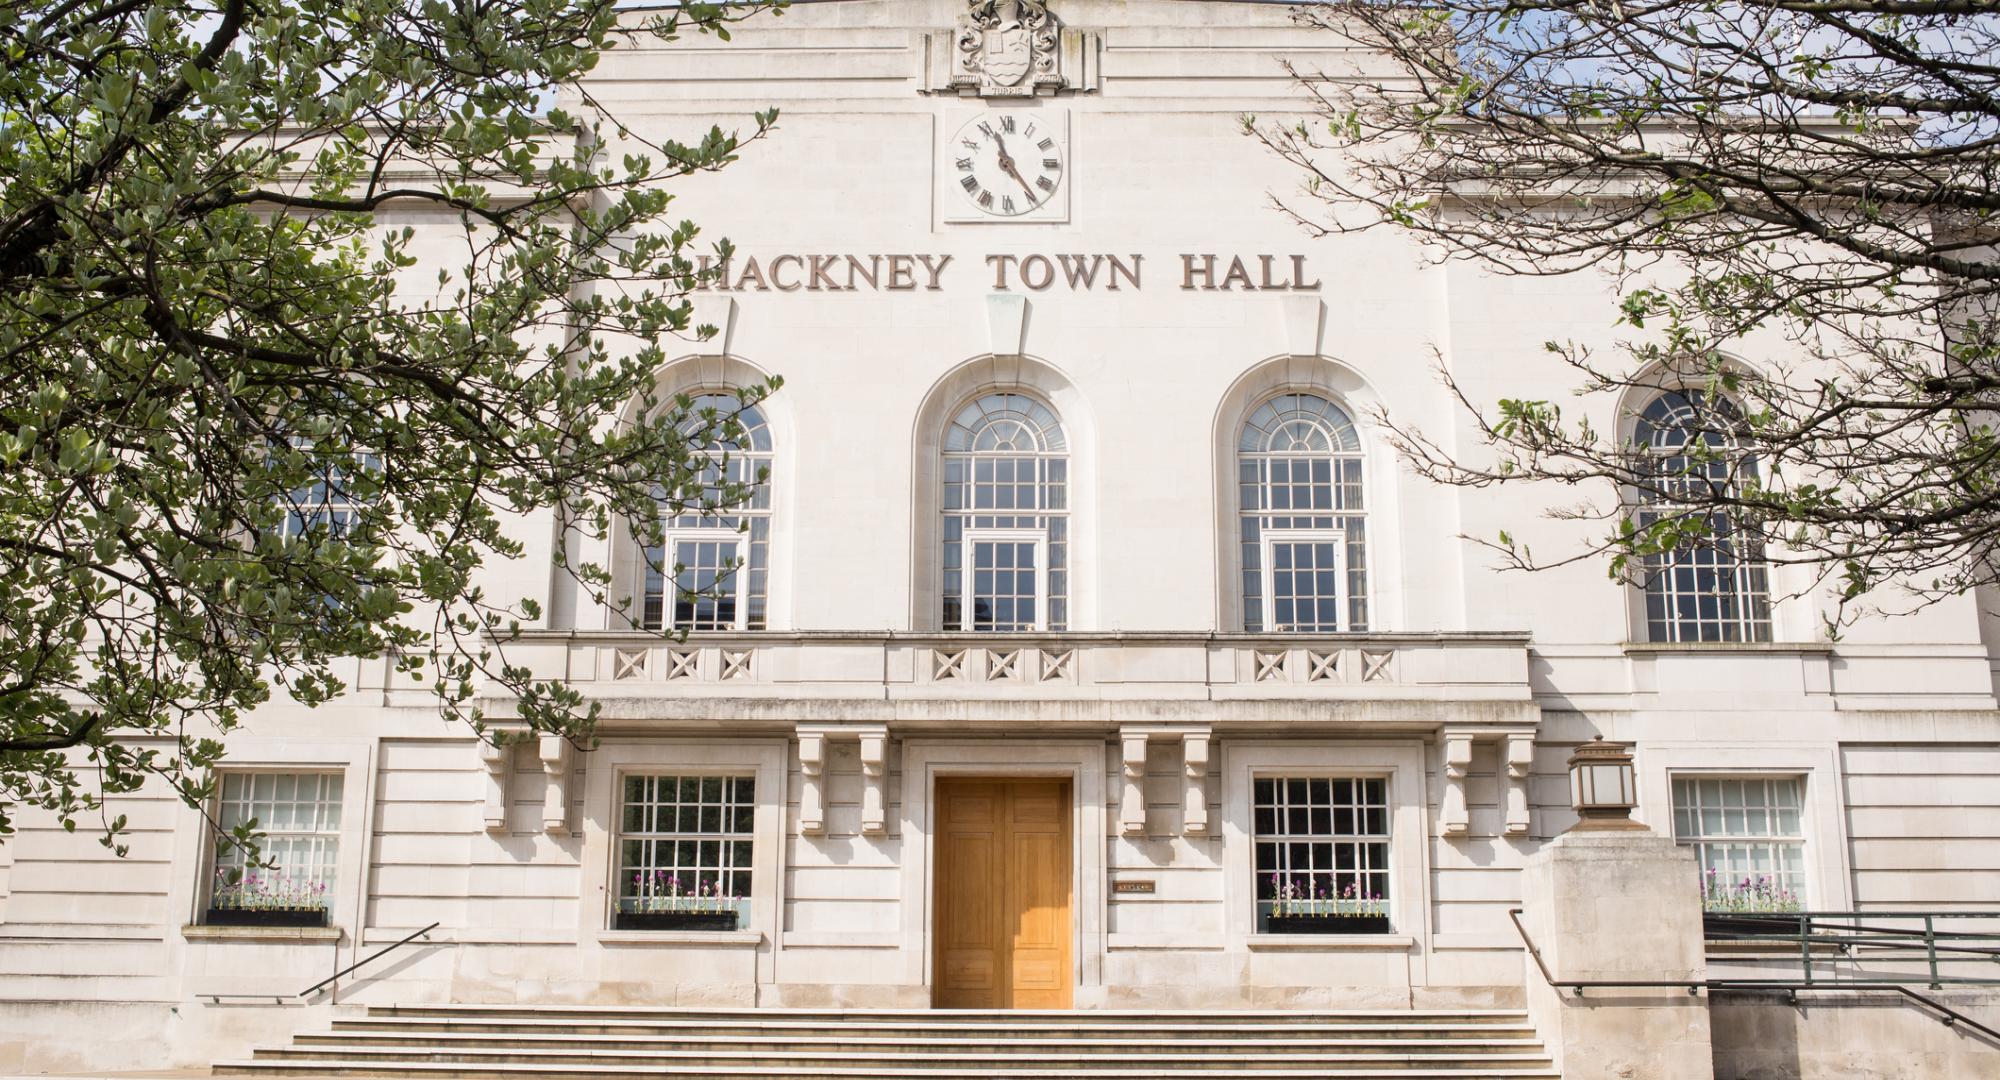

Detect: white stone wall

[1,0,1998,1071]
[1842,744,2000,910]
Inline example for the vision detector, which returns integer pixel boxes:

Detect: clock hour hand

[990,132,1040,203]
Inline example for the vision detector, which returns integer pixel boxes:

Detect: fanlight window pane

[641,394,771,631]
[1251,776,1390,931]
[1239,394,1368,632]
[1633,391,1771,643]
[1671,776,1806,910]
[942,394,1068,631]
[211,771,343,917]
[616,774,755,923]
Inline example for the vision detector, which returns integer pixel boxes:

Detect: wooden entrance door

[933,778,1073,1008]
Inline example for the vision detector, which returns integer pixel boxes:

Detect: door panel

[933,779,1073,1008]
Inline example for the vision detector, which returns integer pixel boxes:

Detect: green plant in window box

[1264,875,1391,934]
[207,868,330,927]
[1701,871,1805,939]
[616,871,740,931]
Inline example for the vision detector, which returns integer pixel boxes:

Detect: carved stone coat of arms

[952,0,1062,97]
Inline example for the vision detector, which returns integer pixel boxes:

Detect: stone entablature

[485,629,1535,705]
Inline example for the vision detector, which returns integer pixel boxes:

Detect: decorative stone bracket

[796,725,891,838]
[1504,733,1534,836]
[480,740,511,834]
[1119,732,1148,836]
[538,735,573,834]
[1117,726,1213,837]
[478,734,574,834]
[1183,731,1212,835]
[1436,728,1538,839]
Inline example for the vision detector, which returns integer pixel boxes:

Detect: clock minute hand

[991,132,1040,202]
[996,155,1039,203]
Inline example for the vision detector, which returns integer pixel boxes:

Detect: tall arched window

[1238,393,1368,632]
[941,393,1068,632]
[1633,389,1771,643]
[640,394,772,631]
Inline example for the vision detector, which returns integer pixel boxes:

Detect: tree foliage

[0,0,779,849]
[1257,0,2000,623]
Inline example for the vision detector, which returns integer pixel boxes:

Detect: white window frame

[1637,750,1850,913]
[653,530,750,632]
[206,770,347,915]
[1258,528,1350,633]
[167,740,371,937]
[960,527,1049,633]
[612,772,757,924]
[579,740,784,963]
[1668,772,1812,909]
[1250,773,1394,929]
[1221,740,1430,951]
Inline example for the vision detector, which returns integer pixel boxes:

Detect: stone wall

[1711,991,2000,1079]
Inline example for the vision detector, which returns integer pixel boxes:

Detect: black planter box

[205,907,329,928]
[1704,913,1806,939]
[614,910,740,932]
[1264,914,1392,935]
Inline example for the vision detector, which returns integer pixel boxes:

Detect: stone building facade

[2,0,1997,1072]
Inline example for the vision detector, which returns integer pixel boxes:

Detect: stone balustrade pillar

[1518,827,1715,1079]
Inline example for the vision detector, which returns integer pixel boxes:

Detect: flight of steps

[214,1005,1560,1078]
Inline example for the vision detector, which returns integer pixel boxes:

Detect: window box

[205,907,329,929]
[1265,914,1391,935]
[613,910,740,932]
[1704,912,1806,940]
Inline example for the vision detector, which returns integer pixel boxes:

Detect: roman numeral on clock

[978,190,994,208]
[1002,196,1015,213]
[1001,115,1016,133]
[961,175,980,192]
[956,157,973,171]
[1036,176,1055,192]
[1037,138,1054,151]
[1043,158,1060,170]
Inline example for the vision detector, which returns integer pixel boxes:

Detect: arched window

[941,393,1068,632]
[1237,393,1368,632]
[1632,389,1771,643]
[640,394,773,631]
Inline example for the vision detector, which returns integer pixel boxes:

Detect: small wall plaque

[1112,879,1156,895]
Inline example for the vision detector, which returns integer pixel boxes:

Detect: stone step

[295,1032,1548,1054]
[245,1046,1556,1070]
[221,1006,1556,1079]
[215,1062,1563,1080]
[365,1005,1531,1024]
[330,1016,1538,1040]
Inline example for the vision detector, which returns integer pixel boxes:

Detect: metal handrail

[1507,908,2000,1047]
[1702,909,2000,988]
[298,922,440,999]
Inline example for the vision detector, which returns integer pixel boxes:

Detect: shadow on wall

[1710,990,2000,1079]
[1710,992,1802,1080]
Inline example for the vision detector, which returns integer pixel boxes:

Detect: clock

[948,111,1065,219]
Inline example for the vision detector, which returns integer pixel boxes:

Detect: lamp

[1566,735,1645,831]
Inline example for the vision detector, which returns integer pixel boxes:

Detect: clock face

[950,112,1063,218]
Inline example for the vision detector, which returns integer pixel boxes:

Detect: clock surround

[939,108,1069,224]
